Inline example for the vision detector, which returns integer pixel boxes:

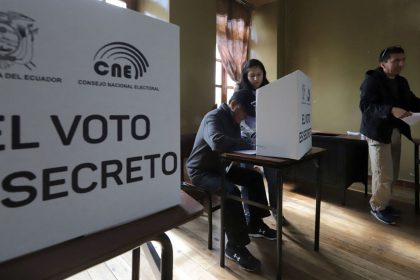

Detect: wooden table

[0,191,203,280]
[411,139,420,212]
[284,131,368,205]
[219,147,326,280]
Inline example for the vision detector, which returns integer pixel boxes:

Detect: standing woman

[238,59,287,224]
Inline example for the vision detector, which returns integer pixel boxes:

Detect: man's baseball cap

[228,89,256,117]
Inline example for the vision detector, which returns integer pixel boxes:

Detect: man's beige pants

[367,128,401,211]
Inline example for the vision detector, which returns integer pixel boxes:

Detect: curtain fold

[216,0,251,82]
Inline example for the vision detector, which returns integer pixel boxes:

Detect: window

[215,47,237,107]
[96,0,134,9]
[96,0,140,12]
[97,0,127,8]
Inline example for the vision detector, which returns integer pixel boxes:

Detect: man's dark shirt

[359,67,420,143]
[187,103,253,178]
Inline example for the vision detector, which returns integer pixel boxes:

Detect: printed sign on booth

[0,0,180,262]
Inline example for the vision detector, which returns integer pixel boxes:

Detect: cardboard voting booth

[256,70,312,160]
[0,0,180,262]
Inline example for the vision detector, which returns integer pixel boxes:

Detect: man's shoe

[248,222,277,240]
[225,244,261,272]
[370,208,396,225]
[384,205,401,217]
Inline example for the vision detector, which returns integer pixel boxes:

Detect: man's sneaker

[225,244,261,272]
[370,208,396,225]
[384,205,401,217]
[248,222,277,240]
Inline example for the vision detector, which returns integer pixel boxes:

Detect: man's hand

[391,107,412,119]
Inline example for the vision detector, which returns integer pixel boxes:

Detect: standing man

[360,46,420,225]
[187,89,276,272]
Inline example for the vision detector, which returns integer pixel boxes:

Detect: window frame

[125,0,137,10]
[215,49,236,106]
[96,0,138,10]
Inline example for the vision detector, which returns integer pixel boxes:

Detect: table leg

[415,144,419,213]
[154,233,173,280]
[314,158,322,251]
[131,247,140,280]
[364,182,368,197]
[342,188,346,206]
[220,158,227,267]
[276,169,283,280]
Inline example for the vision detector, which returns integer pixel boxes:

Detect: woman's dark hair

[237,59,269,90]
[379,46,404,62]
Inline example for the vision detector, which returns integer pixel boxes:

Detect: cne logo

[301,84,310,103]
[0,11,38,70]
[93,42,149,80]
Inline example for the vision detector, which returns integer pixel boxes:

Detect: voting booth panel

[0,0,180,262]
[256,70,312,159]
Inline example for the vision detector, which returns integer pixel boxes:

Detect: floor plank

[105,255,132,280]
[66,181,420,280]
[65,270,92,280]
[86,263,117,280]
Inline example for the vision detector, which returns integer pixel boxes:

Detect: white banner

[0,0,180,262]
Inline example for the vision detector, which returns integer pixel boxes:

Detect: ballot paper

[402,113,420,125]
[233,149,257,155]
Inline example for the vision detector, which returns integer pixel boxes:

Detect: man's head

[228,89,256,124]
[379,46,406,78]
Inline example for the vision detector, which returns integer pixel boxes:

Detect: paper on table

[233,149,256,155]
[402,113,420,125]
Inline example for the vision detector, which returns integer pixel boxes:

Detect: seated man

[186,89,276,272]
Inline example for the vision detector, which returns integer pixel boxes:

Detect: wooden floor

[67,182,420,280]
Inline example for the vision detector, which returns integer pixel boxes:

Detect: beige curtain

[216,0,251,82]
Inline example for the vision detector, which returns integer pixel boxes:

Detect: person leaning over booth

[236,59,288,225]
[186,89,276,272]
[360,46,420,225]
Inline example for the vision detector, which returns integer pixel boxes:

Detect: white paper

[346,131,360,136]
[233,149,257,155]
[402,113,420,125]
